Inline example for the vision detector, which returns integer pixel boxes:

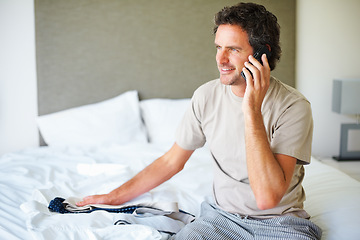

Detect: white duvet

[1,143,360,240]
[0,143,212,240]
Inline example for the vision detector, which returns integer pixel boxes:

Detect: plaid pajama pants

[172,202,322,240]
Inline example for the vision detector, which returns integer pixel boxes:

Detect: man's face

[215,24,253,86]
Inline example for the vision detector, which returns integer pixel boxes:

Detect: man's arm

[77,143,194,206]
[242,54,296,210]
[244,111,296,210]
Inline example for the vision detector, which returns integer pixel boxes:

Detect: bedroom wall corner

[296,0,360,158]
[0,0,39,155]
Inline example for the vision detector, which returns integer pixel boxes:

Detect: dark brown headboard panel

[35,0,296,115]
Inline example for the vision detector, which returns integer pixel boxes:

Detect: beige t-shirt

[176,77,313,218]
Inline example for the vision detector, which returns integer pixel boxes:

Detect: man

[78,2,322,239]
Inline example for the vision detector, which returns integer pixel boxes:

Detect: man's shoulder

[269,77,310,104]
[264,77,313,122]
[197,78,221,91]
[193,78,222,98]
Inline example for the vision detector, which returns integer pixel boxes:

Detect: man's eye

[231,48,238,52]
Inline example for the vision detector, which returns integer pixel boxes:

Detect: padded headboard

[35,0,296,115]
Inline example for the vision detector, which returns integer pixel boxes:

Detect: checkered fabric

[172,202,322,240]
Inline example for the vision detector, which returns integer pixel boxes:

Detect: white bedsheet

[0,143,213,240]
[1,143,360,239]
[303,158,360,240]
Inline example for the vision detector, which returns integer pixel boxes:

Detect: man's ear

[266,44,271,52]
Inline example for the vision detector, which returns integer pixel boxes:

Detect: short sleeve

[271,100,313,164]
[175,91,206,150]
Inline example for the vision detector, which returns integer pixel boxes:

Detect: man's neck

[230,83,246,98]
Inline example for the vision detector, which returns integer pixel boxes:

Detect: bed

[1,90,360,240]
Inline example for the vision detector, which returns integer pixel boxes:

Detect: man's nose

[216,50,229,65]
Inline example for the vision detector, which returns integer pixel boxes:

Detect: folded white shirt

[48,196,195,236]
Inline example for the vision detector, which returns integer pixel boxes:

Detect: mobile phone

[241,45,271,80]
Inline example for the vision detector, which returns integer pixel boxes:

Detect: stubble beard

[218,63,244,86]
[219,72,243,86]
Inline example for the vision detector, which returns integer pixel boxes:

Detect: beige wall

[36,0,296,115]
[296,0,360,157]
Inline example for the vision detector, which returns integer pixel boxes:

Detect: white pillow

[140,98,191,146]
[37,90,147,146]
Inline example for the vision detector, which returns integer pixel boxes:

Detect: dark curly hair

[214,2,281,71]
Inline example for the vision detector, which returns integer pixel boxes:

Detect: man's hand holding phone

[242,53,271,115]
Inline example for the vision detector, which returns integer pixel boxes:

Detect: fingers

[242,65,253,86]
[76,196,92,206]
[242,53,271,113]
[246,54,270,88]
[261,53,270,69]
[76,195,104,206]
